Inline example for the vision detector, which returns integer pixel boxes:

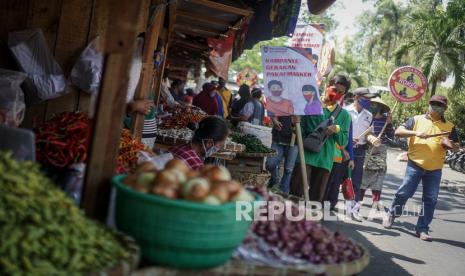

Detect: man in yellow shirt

[383,95,460,241]
[218,77,232,118]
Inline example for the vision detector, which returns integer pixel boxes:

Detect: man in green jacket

[290,79,352,202]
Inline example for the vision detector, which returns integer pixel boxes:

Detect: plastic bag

[70,36,104,95]
[64,163,86,204]
[0,69,27,126]
[238,122,273,147]
[125,37,144,103]
[234,233,324,274]
[138,151,173,171]
[8,28,66,101]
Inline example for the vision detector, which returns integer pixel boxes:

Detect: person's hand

[291,116,301,124]
[415,131,428,139]
[348,160,355,170]
[129,99,154,115]
[325,125,338,136]
[353,137,360,145]
[343,149,350,161]
[271,117,283,130]
[367,134,381,147]
[386,113,393,124]
[372,137,382,147]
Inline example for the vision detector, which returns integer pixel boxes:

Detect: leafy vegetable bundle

[231,133,274,154]
[0,151,129,274]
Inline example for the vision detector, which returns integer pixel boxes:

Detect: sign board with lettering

[290,24,325,59]
[388,66,428,103]
[261,46,322,116]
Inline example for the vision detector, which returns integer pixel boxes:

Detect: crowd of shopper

[158,74,460,241]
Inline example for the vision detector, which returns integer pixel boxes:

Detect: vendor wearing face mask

[193,83,219,115]
[344,87,376,221]
[169,116,228,170]
[290,85,352,202]
[384,95,460,241]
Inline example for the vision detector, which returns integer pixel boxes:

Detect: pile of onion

[123,160,255,205]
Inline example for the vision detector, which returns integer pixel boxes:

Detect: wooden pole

[132,3,167,138]
[295,121,310,201]
[82,0,144,221]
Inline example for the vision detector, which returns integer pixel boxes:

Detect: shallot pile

[247,187,363,265]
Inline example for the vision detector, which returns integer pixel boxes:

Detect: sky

[330,0,374,39]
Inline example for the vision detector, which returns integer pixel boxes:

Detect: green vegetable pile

[0,151,129,275]
[231,133,275,154]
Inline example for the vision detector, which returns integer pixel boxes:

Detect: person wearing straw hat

[360,97,394,211]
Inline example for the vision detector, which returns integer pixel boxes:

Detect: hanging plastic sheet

[207,33,235,80]
[8,28,66,102]
[0,69,27,127]
[70,36,104,95]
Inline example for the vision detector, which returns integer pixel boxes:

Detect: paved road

[323,147,465,276]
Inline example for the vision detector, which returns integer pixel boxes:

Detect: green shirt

[300,105,351,172]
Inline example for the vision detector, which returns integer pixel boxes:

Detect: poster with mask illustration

[261,46,322,116]
[388,66,427,103]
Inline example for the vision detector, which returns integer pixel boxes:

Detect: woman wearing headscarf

[193,83,219,115]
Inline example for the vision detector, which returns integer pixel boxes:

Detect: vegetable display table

[132,246,369,276]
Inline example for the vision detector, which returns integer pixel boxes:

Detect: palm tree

[331,52,366,88]
[394,11,465,95]
[365,0,404,61]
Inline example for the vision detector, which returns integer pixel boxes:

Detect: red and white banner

[207,34,235,80]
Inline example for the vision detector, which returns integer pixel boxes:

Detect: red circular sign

[388,66,428,103]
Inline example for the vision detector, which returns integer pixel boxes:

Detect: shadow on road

[438,218,465,224]
[432,238,465,250]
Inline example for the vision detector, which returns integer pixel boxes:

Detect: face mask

[271,90,282,97]
[326,88,343,103]
[303,91,314,102]
[202,140,219,158]
[209,91,216,97]
[369,106,380,114]
[359,98,371,110]
[429,105,446,115]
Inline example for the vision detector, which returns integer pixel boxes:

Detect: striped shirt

[372,116,394,143]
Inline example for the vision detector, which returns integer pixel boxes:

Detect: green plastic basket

[112,175,256,269]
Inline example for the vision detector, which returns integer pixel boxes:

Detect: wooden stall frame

[82,0,145,220]
[131,2,167,138]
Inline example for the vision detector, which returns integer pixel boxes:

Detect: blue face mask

[359,98,371,110]
[202,140,219,158]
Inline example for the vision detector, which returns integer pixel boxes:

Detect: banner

[290,24,325,62]
[207,34,235,80]
[388,66,427,103]
[290,24,327,86]
[261,46,322,116]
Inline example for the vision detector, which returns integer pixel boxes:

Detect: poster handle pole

[295,120,310,202]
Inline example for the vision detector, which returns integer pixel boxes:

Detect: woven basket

[112,175,255,269]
